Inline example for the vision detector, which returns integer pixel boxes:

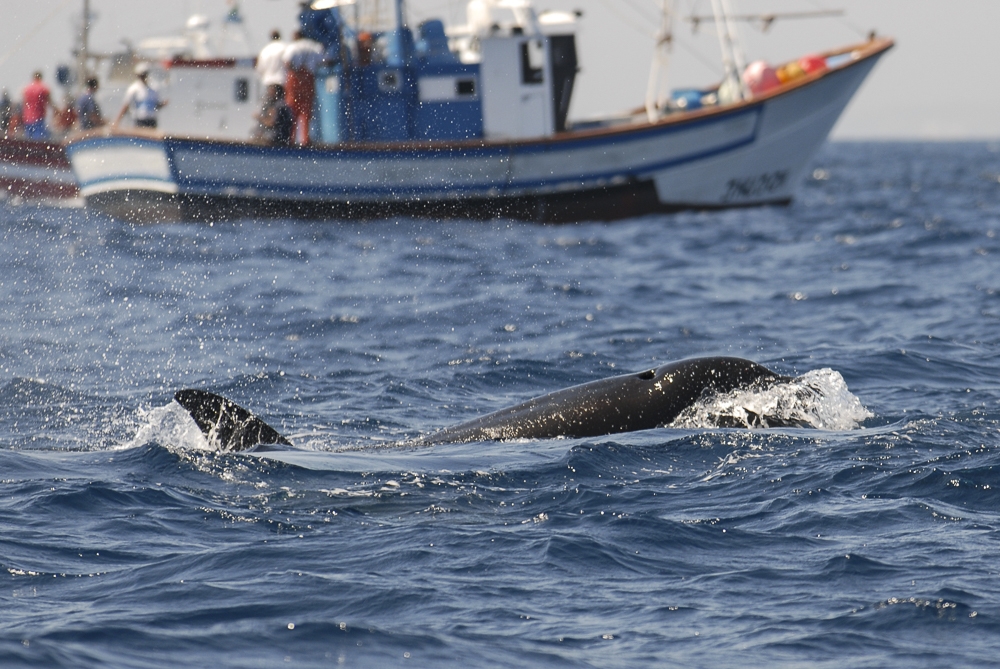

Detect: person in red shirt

[21,71,57,141]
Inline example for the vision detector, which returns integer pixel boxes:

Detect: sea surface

[2,141,1000,667]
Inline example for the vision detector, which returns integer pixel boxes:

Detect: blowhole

[637,369,656,380]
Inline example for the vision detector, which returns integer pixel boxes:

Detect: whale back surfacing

[174,356,792,451]
[420,356,790,444]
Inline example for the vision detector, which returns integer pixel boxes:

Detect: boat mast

[645,0,674,123]
[393,0,405,32]
[77,0,91,91]
[385,0,408,64]
[720,0,747,79]
[709,0,748,100]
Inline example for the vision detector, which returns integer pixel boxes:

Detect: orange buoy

[776,61,805,84]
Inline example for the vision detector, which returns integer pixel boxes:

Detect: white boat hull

[66,39,891,223]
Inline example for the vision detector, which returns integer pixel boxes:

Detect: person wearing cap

[114,63,167,129]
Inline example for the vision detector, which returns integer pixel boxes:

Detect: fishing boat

[0,1,259,203]
[0,136,78,201]
[65,0,893,223]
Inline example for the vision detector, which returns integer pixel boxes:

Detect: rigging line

[0,0,76,72]
[673,36,724,77]
[619,0,661,25]
[598,0,721,79]
[684,10,845,31]
[593,0,657,39]
[803,0,868,38]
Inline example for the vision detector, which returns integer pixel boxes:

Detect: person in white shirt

[256,30,287,89]
[114,63,167,129]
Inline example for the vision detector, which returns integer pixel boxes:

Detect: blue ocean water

[2,141,1000,667]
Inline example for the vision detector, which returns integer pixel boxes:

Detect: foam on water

[669,368,873,430]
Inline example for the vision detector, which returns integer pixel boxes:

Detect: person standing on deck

[52,92,78,138]
[254,30,287,140]
[77,78,105,130]
[254,84,294,146]
[282,30,323,145]
[257,30,288,89]
[114,63,167,129]
[21,71,58,141]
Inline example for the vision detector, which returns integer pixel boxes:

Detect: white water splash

[668,368,872,431]
[126,402,212,451]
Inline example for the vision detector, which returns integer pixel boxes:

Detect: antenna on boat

[645,0,674,123]
[217,0,254,57]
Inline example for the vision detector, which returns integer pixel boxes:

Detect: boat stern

[65,134,182,222]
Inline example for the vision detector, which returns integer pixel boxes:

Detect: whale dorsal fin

[174,389,292,451]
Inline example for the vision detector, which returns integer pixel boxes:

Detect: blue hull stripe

[71,106,762,200]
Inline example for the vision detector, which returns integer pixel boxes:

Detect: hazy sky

[1,0,998,139]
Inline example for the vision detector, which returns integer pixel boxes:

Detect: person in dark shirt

[255,84,293,146]
[77,78,104,130]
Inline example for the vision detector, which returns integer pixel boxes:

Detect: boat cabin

[85,0,577,144]
[309,0,579,143]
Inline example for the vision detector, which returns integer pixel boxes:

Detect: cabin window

[456,79,476,96]
[520,40,544,85]
[234,78,249,103]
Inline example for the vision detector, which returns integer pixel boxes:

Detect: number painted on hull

[723,170,789,202]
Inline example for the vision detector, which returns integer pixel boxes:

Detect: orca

[175,388,293,452]
[174,356,799,452]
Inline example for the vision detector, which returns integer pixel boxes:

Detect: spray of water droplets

[669,368,871,431]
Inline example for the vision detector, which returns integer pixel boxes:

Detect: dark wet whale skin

[175,357,792,451]
[420,356,791,444]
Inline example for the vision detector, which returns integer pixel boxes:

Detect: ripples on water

[2,142,1000,667]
